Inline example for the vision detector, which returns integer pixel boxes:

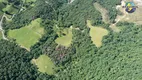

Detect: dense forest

[0,0,142,80]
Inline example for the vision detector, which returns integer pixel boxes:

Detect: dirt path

[109,0,127,32]
[0,13,8,40]
[0,13,16,40]
[68,0,75,4]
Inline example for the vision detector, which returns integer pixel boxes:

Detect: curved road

[0,13,8,40]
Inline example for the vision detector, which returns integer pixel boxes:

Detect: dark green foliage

[96,0,121,23]
[30,19,57,59]
[0,2,6,11]
[54,23,142,80]
[1,0,142,80]
[58,0,102,29]
[4,0,64,30]
[0,40,37,80]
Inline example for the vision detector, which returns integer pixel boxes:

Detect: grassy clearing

[2,5,18,14]
[8,18,44,49]
[87,20,108,47]
[0,31,2,39]
[32,55,56,75]
[55,27,73,47]
[94,3,110,23]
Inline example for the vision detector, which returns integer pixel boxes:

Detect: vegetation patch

[87,20,108,47]
[2,5,18,14]
[32,55,56,75]
[55,27,73,47]
[0,31,2,39]
[0,0,7,3]
[8,18,44,49]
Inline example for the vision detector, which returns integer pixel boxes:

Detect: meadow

[8,18,44,50]
[55,28,73,47]
[87,20,108,47]
[2,4,18,15]
[32,55,56,75]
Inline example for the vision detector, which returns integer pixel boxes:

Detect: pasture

[2,5,18,14]
[32,55,56,75]
[87,20,108,47]
[55,28,73,47]
[8,18,44,49]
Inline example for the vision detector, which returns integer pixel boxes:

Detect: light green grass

[2,5,18,14]
[0,0,7,3]
[8,18,44,49]
[33,55,56,75]
[87,20,108,47]
[0,31,2,39]
[55,28,72,47]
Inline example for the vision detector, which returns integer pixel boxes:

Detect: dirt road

[0,13,8,40]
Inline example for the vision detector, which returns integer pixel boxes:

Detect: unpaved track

[0,13,8,40]
[109,0,127,32]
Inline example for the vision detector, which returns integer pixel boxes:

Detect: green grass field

[8,18,44,49]
[0,31,2,39]
[55,28,73,47]
[2,5,18,14]
[87,20,108,47]
[32,55,56,75]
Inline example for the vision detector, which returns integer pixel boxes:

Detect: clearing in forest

[8,18,44,50]
[2,5,18,15]
[87,20,108,47]
[0,31,2,39]
[32,55,56,75]
[94,3,110,23]
[55,27,73,47]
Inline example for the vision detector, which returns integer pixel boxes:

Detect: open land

[32,55,56,75]
[87,20,108,47]
[55,27,73,47]
[8,18,44,50]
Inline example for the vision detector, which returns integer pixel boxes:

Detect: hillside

[0,0,142,80]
